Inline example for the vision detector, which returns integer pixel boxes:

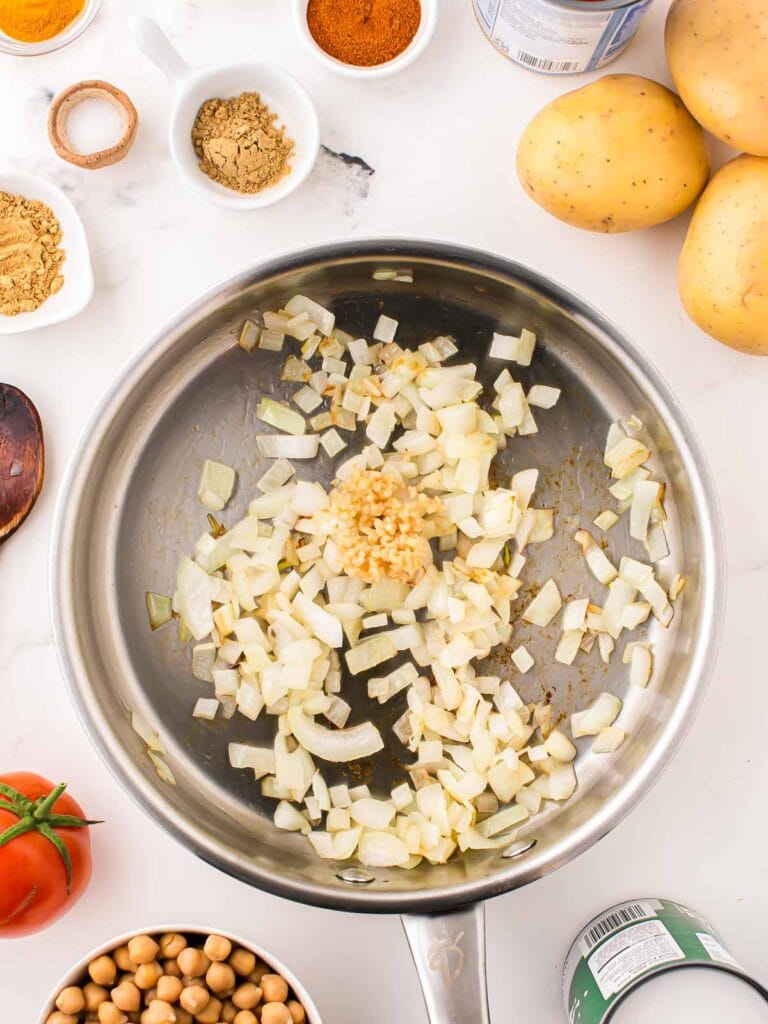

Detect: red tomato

[0,772,97,937]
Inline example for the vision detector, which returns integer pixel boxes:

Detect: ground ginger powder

[191,92,294,195]
[0,192,65,316]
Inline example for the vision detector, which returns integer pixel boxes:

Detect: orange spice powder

[306,0,421,68]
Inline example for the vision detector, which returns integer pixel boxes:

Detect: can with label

[472,0,654,76]
[563,898,768,1022]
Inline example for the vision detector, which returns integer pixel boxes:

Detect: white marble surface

[2,1,767,1021]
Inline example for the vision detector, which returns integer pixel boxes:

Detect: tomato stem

[33,782,68,820]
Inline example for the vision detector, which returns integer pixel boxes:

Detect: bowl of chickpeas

[39,926,321,1024]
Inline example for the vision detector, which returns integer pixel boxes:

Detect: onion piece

[605,437,651,479]
[274,800,311,835]
[284,294,335,337]
[345,634,397,675]
[527,384,560,409]
[592,727,625,754]
[257,399,306,436]
[523,579,562,627]
[593,510,619,533]
[571,692,622,737]
[198,459,236,512]
[574,530,618,585]
[511,645,534,673]
[256,435,320,460]
[146,591,172,631]
[630,480,662,543]
[555,629,583,666]
[357,831,409,866]
[373,315,399,343]
[288,707,383,763]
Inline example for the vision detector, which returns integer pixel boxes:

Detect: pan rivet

[502,838,537,859]
[337,867,375,885]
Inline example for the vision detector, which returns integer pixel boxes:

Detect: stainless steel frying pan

[52,240,724,1023]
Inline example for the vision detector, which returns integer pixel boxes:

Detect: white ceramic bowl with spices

[0,170,94,336]
[0,0,102,57]
[131,17,321,211]
[293,0,438,79]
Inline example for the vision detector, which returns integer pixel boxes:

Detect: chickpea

[98,1003,128,1024]
[203,934,232,962]
[261,1004,292,1024]
[115,946,137,972]
[193,996,222,1024]
[287,1001,306,1024]
[260,976,289,1004]
[135,962,163,991]
[159,933,187,959]
[232,984,261,1011]
[145,988,158,1004]
[112,981,141,1013]
[229,950,256,978]
[220,1001,237,1024]
[174,1010,193,1024]
[177,949,210,978]
[234,1013,257,1024]
[163,958,183,978]
[46,1014,78,1024]
[157,975,183,1003]
[84,983,110,1011]
[179,987,210,1015]
[141,999,177,1024]
[129,935,161,965]
[56,987,86,1015]
[206,961,235,995]
[248,964,268,985]
[90,956,118,987]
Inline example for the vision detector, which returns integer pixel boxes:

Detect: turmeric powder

[0,0,86,44]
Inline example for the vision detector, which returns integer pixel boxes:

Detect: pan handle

[402,903,491,1023]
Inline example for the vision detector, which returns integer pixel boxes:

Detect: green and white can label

[563,898,768,1022]
[472,0,653,76]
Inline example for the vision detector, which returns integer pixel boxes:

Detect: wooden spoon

[0,385,44,543]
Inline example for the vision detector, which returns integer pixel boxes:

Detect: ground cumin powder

[307,0,421,67]
[0,192,65,316]
[191,93,294,195]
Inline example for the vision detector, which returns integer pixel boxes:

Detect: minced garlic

[330,468,442,584]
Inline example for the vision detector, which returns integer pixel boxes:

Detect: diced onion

[287,707,383,763]
[523,579,562,627]
[256,435,319,460]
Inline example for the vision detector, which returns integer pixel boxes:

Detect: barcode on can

[515,50,581,73]
[581,903,654,952]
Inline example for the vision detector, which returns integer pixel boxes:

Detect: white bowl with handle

[131,17,321,211]
[0,170,93,336]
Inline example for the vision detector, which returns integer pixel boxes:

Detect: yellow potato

[666,0,768,157]
[516,74,709,233]
[678,155,768,355]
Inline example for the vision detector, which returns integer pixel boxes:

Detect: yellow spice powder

[330,468,442,584]
[0,0,85,43]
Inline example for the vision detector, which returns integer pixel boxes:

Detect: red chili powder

[306,0,422,68]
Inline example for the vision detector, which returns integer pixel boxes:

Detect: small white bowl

[293,0,437,78]
[38,923,324,1024]
[132,17,320,211]
[0,0,101,56]
[0,170,93,336]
